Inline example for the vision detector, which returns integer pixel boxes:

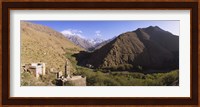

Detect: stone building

[23,62,46,78]
[56,60,86,86]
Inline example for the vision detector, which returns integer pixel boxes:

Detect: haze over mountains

[77,26,179,70]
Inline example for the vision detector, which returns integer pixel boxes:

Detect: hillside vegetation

[75,68,179,86]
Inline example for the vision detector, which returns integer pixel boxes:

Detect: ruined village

[22,60,86,86]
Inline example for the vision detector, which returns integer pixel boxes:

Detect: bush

[159,70,179,86]
[124,64,133,70]
[103,78,121,86]
[110,66,118,71]
[118,65,126,71]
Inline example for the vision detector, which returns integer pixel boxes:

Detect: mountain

[89,36,116,51]
[21,21,82,72]
[88,37,105,45]
[62,33,107,51]
[77,26,179,70]
[63,34,94,50]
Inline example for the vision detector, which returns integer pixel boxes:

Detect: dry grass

[21,21,83,73]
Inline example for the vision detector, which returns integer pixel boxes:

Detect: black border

[2,2,198,105]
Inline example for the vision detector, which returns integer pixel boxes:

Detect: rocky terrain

[62,34,94,50]
[62,32,111,51]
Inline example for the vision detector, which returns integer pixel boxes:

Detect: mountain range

[21,21,179,72]
[76,26,179,70]
[63,34,94,50]
[62,32,111,51]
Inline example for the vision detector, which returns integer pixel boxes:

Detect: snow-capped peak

[88,38,105,45]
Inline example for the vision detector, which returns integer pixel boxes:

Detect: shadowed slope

[77,26,179,70]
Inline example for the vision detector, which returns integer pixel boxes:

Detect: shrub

[118,65,126,71]
[159,70,179,86]
[110,66,118,71]
[101,77,121,86]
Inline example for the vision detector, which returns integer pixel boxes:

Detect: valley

[21,21,179,86]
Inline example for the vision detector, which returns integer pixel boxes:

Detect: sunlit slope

[21,21,83,72]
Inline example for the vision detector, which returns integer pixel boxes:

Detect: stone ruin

[22,62,46,78]
[22,60,86,86]
[55,60,86,86]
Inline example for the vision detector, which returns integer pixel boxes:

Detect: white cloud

[61,29,85,38]
[95,30,101,34]
[95,30,102,37]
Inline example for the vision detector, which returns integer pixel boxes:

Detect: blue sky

[28,21,179,40]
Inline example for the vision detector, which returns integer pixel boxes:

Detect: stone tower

[65,59,70,78]
[42,63,45,76]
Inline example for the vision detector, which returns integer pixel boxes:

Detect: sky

[28,21,179,40]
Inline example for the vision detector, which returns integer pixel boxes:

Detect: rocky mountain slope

[88,37,105,45]
[21,21,82,72]
[64,35,94,50]
[86,37,115,51]
[62,32,107,51]
[77,26,179,70]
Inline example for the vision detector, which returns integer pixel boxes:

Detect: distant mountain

[64,34,94,50]
[62,32,111,51]
[21,21,82,72]
[89,36,116,51]
[88,37,105,45]
[77,26,179,71]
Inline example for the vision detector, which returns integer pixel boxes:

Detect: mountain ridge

[76,26,179,71]
[62,32,114,51]
[64,34,94,50]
